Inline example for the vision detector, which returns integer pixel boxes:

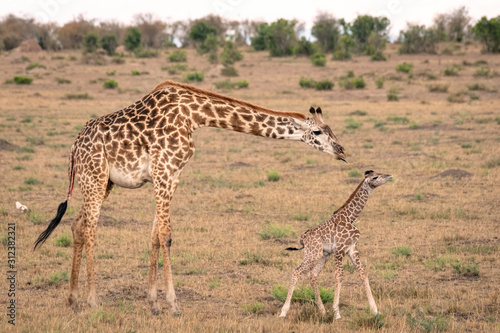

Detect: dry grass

[0,43,499,332]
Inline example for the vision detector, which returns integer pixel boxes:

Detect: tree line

[0,7,498,57]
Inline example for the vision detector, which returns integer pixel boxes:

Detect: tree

[82,32,99,53]
[59,15,95,49]
[447,6,471,42]
[221,40,243,65]
[100,34,117,55]
[350,15,390,53]
[189,20,218,44]
[251,23,269,50]
[124,27,142,51]
[398,24,439,54]
[311,12,340,52]
[133,13,166,48]
[473,16,500,53]
[265,19,298,57]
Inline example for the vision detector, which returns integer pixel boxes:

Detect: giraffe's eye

[312,130,322,135]
[373,176,378,180]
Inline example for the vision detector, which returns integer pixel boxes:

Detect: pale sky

[3,0,499,38]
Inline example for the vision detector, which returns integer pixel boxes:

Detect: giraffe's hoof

[151,305,160,316]
[335,315,342,320]
[173,312,182,317]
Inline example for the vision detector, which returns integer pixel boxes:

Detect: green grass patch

[345,118,362,129]
[55,77,71,84]
[55,235,72,247]
[26,62,46,70]
[348,169,361,177]
[375,77,384,89]
[221,66,238,77]
[257,224,295,240]
[168,50,187,62]
[395,62,413,73]
[186,72,204,82]
[103,79,118,89]
[243,302,265,314]
[451,258,479,277]
[267,171,280,182]
[299,77,316,88]
[391,246,412,257]
[63,93,93,100]
[24,177,40,185]
[271,284,334,304]
[48,271,69,285]
[427,84,449,93]
[13,76,33,84]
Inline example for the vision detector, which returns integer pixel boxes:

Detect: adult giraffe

[34,80,346,315]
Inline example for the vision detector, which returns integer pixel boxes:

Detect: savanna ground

[0,42,499,332]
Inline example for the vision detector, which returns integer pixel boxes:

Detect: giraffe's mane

[151,80,307,120]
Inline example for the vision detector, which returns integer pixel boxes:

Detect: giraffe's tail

[34,147,76,250]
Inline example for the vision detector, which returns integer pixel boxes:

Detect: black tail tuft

[285,246,304,251]
[33,201,68,250]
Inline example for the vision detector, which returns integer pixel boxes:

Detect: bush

[82,32,99,54]
[186,72,204,82]
[310,52,326,66]
[168,50,187,62]
[100,34,117,56]
[443,65,460,76]
[371,51,386,61]
[13,76,33,84]
[398,24,439,54]
[55,77,71,84]
[221,66,238,77]
[332,50,351,60]
[472,16,500,53]
[396,62,413,73]
[299,77,316,88]
[26,62,46,70]
[258,224,295,240]
[134,48,158,58]
[220,41,243,65]
[427,84,449,92]
[63,93,93,100]
[314,79,334,90]
[375,77,384,88]
[124,27,142,51]
[339,75,365,90]
[103,79,118,89]
[235,80,249,88]
[294,37,320,56]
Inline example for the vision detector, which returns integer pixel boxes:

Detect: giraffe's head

[290,107,346,162]
[364,170,393,189]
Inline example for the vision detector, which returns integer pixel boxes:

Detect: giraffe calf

[279,170,392,319]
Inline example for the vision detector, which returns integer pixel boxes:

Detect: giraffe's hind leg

[148,214,161,315]
[333,251,345,319]
[68,209,84,308]
[309,255,329,316]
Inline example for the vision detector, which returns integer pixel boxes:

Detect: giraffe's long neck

[156,84,306,141]
[335,180,372,223]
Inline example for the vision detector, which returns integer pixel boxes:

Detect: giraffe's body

[279,170,392,319]
[34,81,346,314]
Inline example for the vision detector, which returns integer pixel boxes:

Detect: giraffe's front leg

[333,252,344,320]
[348,246,378,315]
[310,256,328,316]
[279,258,316,318]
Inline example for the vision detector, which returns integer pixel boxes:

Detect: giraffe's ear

[315,107,322,114]
[309,106,315,114]
[364,170,374,178]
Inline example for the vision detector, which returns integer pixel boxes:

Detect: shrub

[396,62,413,73]
[443,66,460,76]
[427,84,449,92]
[214,79,235,90]
[299,77,316,88]
[332,50,351,60]
[375,77,384,88]
[221,66,238,77]
[371,51,386,61]
[472,16,500,53]
[258,224,295,240]
[474,67,494,77]
[235,80,249,88]
[294,37,321,55]
[111,56,125,64]
[131,70,140,75]
[124,27,142,51]
[387,116,409,124]
[55,77,71,84]
[162,64,188,74]
[267,171,280,182]
[63,93,93,100]
[339,76,365,90]
[26,62,46,70]
[264,19,298,57]
[13,76,33,84]
[220,41,243,65]
[103,79,118,89]
[398,24,439,54]
[310,52,326,66]
[169,50,187,62]
[387,93,399,101]
[186,72,204,82]
[100,34,117,56]
[314,79,333,90]
[134,48,158,58]
[82,32,99,54]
